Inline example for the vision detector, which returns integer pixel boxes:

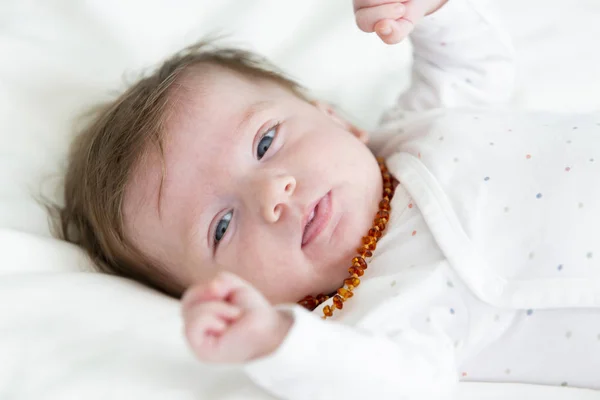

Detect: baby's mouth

[302,206,318,243]
[301,192,332,247]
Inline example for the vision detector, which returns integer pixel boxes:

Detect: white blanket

[1,0,599,399]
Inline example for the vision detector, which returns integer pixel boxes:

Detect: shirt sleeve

[242,304,457,400]
[380,0,516,124]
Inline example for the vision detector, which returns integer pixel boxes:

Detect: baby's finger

[185,314,229,359]
[353,0,408,12]
[374,18,414,45]
[355,2,406,33]
[182,300,242,325]
[185,310,228,344]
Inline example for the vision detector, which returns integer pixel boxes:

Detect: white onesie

[242,0,600,399]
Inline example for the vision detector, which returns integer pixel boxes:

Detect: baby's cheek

[246,245,308,303]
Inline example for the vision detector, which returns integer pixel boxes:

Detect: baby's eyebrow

[236,100,273,134]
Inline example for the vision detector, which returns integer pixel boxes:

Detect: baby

[58,0,600,398]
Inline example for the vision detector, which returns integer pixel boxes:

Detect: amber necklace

[298,157,395,319]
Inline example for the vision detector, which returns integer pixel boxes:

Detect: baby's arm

[397,0,516,112]
[371,0,516,126]
[244,304,456,399]
[183,272,456,399]
[365,0,516,153]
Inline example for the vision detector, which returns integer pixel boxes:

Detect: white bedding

[1,0,599,399]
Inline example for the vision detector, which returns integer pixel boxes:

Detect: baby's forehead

[175,65,278,102]
[162,68,297,156]
[173,65,303,120]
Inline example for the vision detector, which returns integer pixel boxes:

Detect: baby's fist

[181,272,292,363]
[354,0,448,44]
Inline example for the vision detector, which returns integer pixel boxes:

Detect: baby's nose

[257,174,296,223]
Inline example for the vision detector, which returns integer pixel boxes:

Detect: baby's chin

[265,263,346,305]
[316,252,360,297]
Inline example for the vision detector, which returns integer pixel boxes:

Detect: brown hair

[55,40,307,298]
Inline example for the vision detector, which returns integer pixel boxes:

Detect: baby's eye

[256,125,278,160]
[214,211,233,245]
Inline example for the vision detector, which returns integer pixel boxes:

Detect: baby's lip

[301,191,332,248]
[301,197,318,231]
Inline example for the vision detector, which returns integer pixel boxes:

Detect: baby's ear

[312,101,369,143]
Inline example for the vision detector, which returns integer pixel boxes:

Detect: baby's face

[123,67,382,303]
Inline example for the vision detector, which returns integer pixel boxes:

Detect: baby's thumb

[375,18,414,44]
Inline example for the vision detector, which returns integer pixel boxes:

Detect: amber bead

[359,242,376,252]
[333,295,344,310]
[298,299,310,309]
[316,294,329,303]
[379,199,391,211]
[323,305,333,317]
[352,256,367,269]
[337,288,354,299]
[344,277,361,287]
[368,227,382,239]
[362,236,376,245]
[348,266,364,277]
[357,247,373,257]
[300,297,321,311]
[375,214,388,223]
[377,210,390,220]
[375,220,388,229]
[383,187,393,196]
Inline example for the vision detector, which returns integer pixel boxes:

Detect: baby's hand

[354,0,448,44]
[181,272,292,363]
